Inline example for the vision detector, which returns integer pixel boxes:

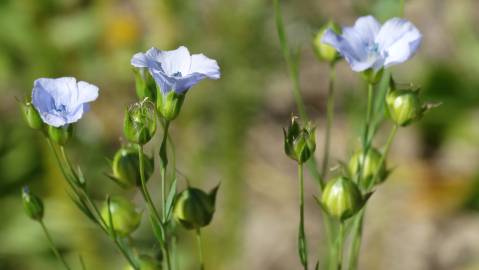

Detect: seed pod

[101,196,141,237]
[109,146,154,188]
[22,186,44,221]
[348,147,386,189]
[283,116,316,164]
[313,21,341,63]
[20,101,43,130]
[320,177,364,221]
[173,185,219,230]
[124,100,157,145]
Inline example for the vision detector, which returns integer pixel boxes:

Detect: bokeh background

[1,0,479,269]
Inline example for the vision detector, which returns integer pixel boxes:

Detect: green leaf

[165,178,177,221]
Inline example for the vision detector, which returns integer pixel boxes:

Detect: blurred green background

[1,0,479,269]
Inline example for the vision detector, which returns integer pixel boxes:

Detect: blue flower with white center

[32,77,99,127]
[131,46,220,94]
[321,15,422,72]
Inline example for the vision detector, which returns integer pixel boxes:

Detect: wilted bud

[22,186,44,221]
[386,81,424,126]
[48,125,73,145]
[125,255,162,270]
[348,147,386,189]
[101,196,141,237]
[20,101,43,130]
[133,68,157,102]
[283,116,316,164]
[361,68,384,85]
[157,91,185,121]
[124,100,157,145]
[108,146,154,188]
[173,185,219,230]
[313,21,341,63]
[320,177,364,221]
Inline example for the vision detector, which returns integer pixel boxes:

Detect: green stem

[298,163,308,270]
[39,221,72,270]
[347,210,364,270]
[160,120,170,220]
[196,229,205,270]
[348,125,399,270]
[400,0,405,17]
[138,145,172,270]
[321,64,336,180]
[336,222,345,270]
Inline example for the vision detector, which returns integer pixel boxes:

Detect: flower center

[367,43,380,55]
[51,100,67,113]
[172,71,183,77]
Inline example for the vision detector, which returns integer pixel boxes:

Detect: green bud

[125,255,162,270]
[386,88,423,127]
[348,147,386,189]
[101,196,141,237]
[313,21,341,63]
[133,68,157,102]
[48,125,73,145]
[124,100,157,145]
[157,91,185,121]
[361,68,384,85]
[283,116,316,164]
[20,101,43,129]
[173,185,219,230]
[109,146,154,188]
[22,186,44,221]
[320,177,364,221]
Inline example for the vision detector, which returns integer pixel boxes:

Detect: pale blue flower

[131,46,220,94]
[32,77,99,127]
[322,15,422,72]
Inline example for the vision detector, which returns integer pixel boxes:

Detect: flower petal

[190,54,220,79]
[77,81,99,104]
[376,18,422,67]
[155,46,192,76]
[351,15,381,44]
[131,47,164,71]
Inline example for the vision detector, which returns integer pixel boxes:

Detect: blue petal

[376,18,422,67]
[322,16,381,72]
[154,46,192,76]
[131,47,164,71]
[190,54,221,79]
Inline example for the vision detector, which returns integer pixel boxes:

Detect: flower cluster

[21,46,221,270]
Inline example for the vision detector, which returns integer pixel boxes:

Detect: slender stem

[297,163,308,270]
[196,229,205,270]
[138,145,172,270]
[160,121,170,221]
[138,145,162,225]
[336,222,345,270]
[364,83,374,147]
[347,211,364,270]
[321,64,336,180]
[39,221,72,270]
[400,0,405,17]
[79,255,87,270]
[347,125,399,270]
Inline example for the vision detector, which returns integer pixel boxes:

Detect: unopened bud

[22,186,44,221]
[348,147,386,189]
[157,91,185,121]
[124,100,157,145]
[173,185,219,230]
[313,21,341,63]
[320,177,364,221]
[101,196,141,237]
[48,125,73,145]
[109,146,154,188]
[283,116,316,164]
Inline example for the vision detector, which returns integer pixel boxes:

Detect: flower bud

[157,91,185,121]
[313,21,341,63]
[124,100,157,145]
[125,255,162,270]
[133,68,157,102]
[283,116,316,164]
[348,147,386,189]
[173,185,219,230]
[320,177,364,221]
[109,146,154,188]
[386,87,423,127]
[48,125,73,145]
[20,101,43,130]
[101,196,141,237]
[22,186,44,221]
